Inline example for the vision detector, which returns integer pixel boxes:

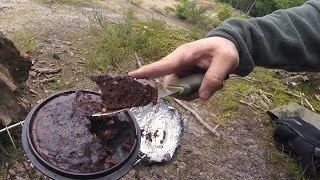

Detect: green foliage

[13,28,37,53]
[86,9,189,71]
[216,4,233,21]
[219,0,307,17]
[188,26,206,40]
[175,0,216,29]
[274,0,306,9]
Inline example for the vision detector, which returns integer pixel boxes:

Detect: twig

[302,93,315,112]
[34,68,62,74]
[258,89,274,97]
[173,98,220,137]
[262,93,272,105]
[284,90,300,98]
[39,77,57,83]
[315,94,320,102]
[29,88,39,95]
[300,92,304,106]
[234,91,249,99]
[241,77,254,83]
[245,76,263,83]
[134,53,142,68]
[239,100,253,108]
[259,99,269,110]
[239,100,265,111]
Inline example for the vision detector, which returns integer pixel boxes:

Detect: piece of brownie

[90,75,158,110]
[31,91,135,173]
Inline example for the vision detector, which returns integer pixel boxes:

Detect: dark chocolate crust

[90,75,158,110]
[31,91,134,173]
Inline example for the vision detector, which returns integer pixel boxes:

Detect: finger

[199,55,232,100]
[128,48,189,79]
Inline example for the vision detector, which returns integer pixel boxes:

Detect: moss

[268,147,306,180]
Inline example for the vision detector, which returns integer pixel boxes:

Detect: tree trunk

[0,32,32,127]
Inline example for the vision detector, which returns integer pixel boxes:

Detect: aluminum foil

[130,98,184,162]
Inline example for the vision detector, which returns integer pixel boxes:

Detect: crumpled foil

[130,98,184,162]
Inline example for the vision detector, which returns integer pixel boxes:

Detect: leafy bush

[86,9,189,71]
[219,0,307,17]
[175,0,216,29]
[217,4,233,21]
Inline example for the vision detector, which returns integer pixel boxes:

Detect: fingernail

[199,90,211,100]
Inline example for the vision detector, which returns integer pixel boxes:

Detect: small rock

[128,169,136,177]
[52,53,60,60]
[178,162,187,169]
[29,71,37,78]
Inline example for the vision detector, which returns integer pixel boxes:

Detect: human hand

[129,37,239,100]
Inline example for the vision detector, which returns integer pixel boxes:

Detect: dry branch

[173,98,220,137]
[134,53,142,68]
[39,77,57,83]
[284,90,300,98]
[258,89,274,97]
[300,92,304,106]
[234,91,249,99]
[34,68,62,74]
[315,94,320,102]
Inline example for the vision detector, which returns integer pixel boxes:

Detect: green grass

[85,9,189,72]
[12,28,37,53]
[268,142,307,179]
[175,0,219,29]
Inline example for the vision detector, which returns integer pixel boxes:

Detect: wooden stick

[29,88,39,95]
[134,53,142,68]
[300,92,304,106]
[239,100,253,108]
[245,76,263,83]
[284,90,300,98]
[302,93,315,112]
[259,89,274,97]
[315,94,320,102]
[259,99,269,110]
[173,98,220,137]
[35,68,62,74]
[234,91,249,99]
[39,77,56,83]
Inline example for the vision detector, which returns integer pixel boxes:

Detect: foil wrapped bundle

[130,98,184,162]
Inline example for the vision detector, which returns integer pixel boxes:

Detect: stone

[52,53,60,60]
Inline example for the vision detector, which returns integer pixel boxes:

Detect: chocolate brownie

[90,75,158,110]
[31,91,135,173]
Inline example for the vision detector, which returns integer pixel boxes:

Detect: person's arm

[207,0,320,77]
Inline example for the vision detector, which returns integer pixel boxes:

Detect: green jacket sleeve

[207,0,320,76]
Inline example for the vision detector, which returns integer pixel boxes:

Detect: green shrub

[86,9,189,71]
[175,0,214,29]
[217,4,233,21]
[219,0,307,17]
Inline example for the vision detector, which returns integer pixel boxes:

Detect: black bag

[272,116,320,177]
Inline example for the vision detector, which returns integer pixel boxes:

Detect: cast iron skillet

[22,90,141,180]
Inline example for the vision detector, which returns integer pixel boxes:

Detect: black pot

[22,90,141,180]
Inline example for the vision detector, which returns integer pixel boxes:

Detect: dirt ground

[0,0,295,179]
